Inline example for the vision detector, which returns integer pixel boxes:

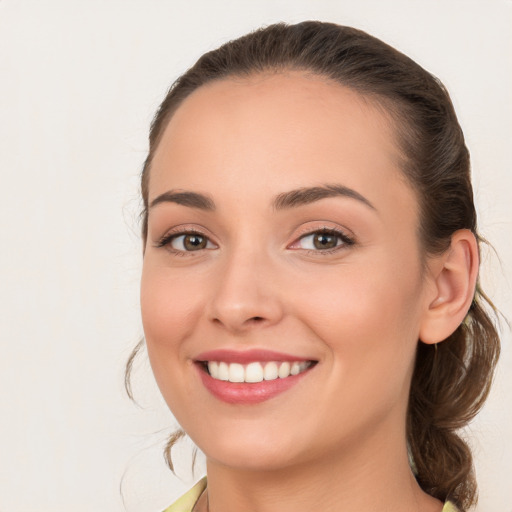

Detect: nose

[207,247,284,334]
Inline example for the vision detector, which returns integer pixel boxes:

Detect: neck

[201,420,443,512]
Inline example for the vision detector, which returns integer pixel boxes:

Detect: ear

[419,229,479,344]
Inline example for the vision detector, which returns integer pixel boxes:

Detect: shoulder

[162,477,207,512]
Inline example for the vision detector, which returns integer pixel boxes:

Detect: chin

[192,426,305,472]
[207,447,299,472]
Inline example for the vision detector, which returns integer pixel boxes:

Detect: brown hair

[129,21,500,510]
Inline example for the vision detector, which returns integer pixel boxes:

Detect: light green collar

[162,477,207,512]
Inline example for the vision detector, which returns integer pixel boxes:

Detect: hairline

[142,67,432,262]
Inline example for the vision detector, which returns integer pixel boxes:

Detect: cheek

[296,267,418,333]
[140,264,206,394]
[292,257,423,381]
[141,263,201,343]
[300,272,421,435]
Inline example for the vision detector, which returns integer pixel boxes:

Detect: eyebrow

[149,184,376,212]
[149,190,215,210]
[273,184,376,211]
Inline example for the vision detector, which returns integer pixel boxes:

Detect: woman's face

[141,73,434,471]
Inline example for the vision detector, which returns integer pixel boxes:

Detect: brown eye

[290,229,354,252]
[169,233,211,251]
[313,233,338,250]
[183,234,207,251]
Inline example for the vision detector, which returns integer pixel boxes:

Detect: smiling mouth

[199,360,316,383]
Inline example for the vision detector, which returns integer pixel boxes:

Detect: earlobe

[419,230,479,344]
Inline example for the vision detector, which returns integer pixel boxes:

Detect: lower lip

[197,364,313,404]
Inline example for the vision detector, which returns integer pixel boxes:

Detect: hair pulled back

[135,21,500,510]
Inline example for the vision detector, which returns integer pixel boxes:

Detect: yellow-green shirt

[162,477,460,512]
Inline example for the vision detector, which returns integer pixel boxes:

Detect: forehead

[149,72,414,216]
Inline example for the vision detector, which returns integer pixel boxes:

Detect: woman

[132,21,500,512]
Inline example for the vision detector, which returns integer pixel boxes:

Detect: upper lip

[195,349,315,364]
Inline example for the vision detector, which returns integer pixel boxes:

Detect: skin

[141,72,477,512]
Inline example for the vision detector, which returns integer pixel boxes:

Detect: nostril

[211,316,265,326]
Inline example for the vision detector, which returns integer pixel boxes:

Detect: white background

[0,1,510,511]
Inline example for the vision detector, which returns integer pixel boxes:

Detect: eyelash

[155,229,215,256]
[155,227,355,255]
[290,228,355,255]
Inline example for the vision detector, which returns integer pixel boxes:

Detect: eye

[172,233,209,251]
[291,229,354,252]
[157,231,216,252]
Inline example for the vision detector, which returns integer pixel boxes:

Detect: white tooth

[278,361,291,378]
[218,362,229,381]
[263,361,279,380]
[208,361,219,379]
[245,362,264,383]
[211,360,311,382]
[228,363,245,382]
[290,362,301,375]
